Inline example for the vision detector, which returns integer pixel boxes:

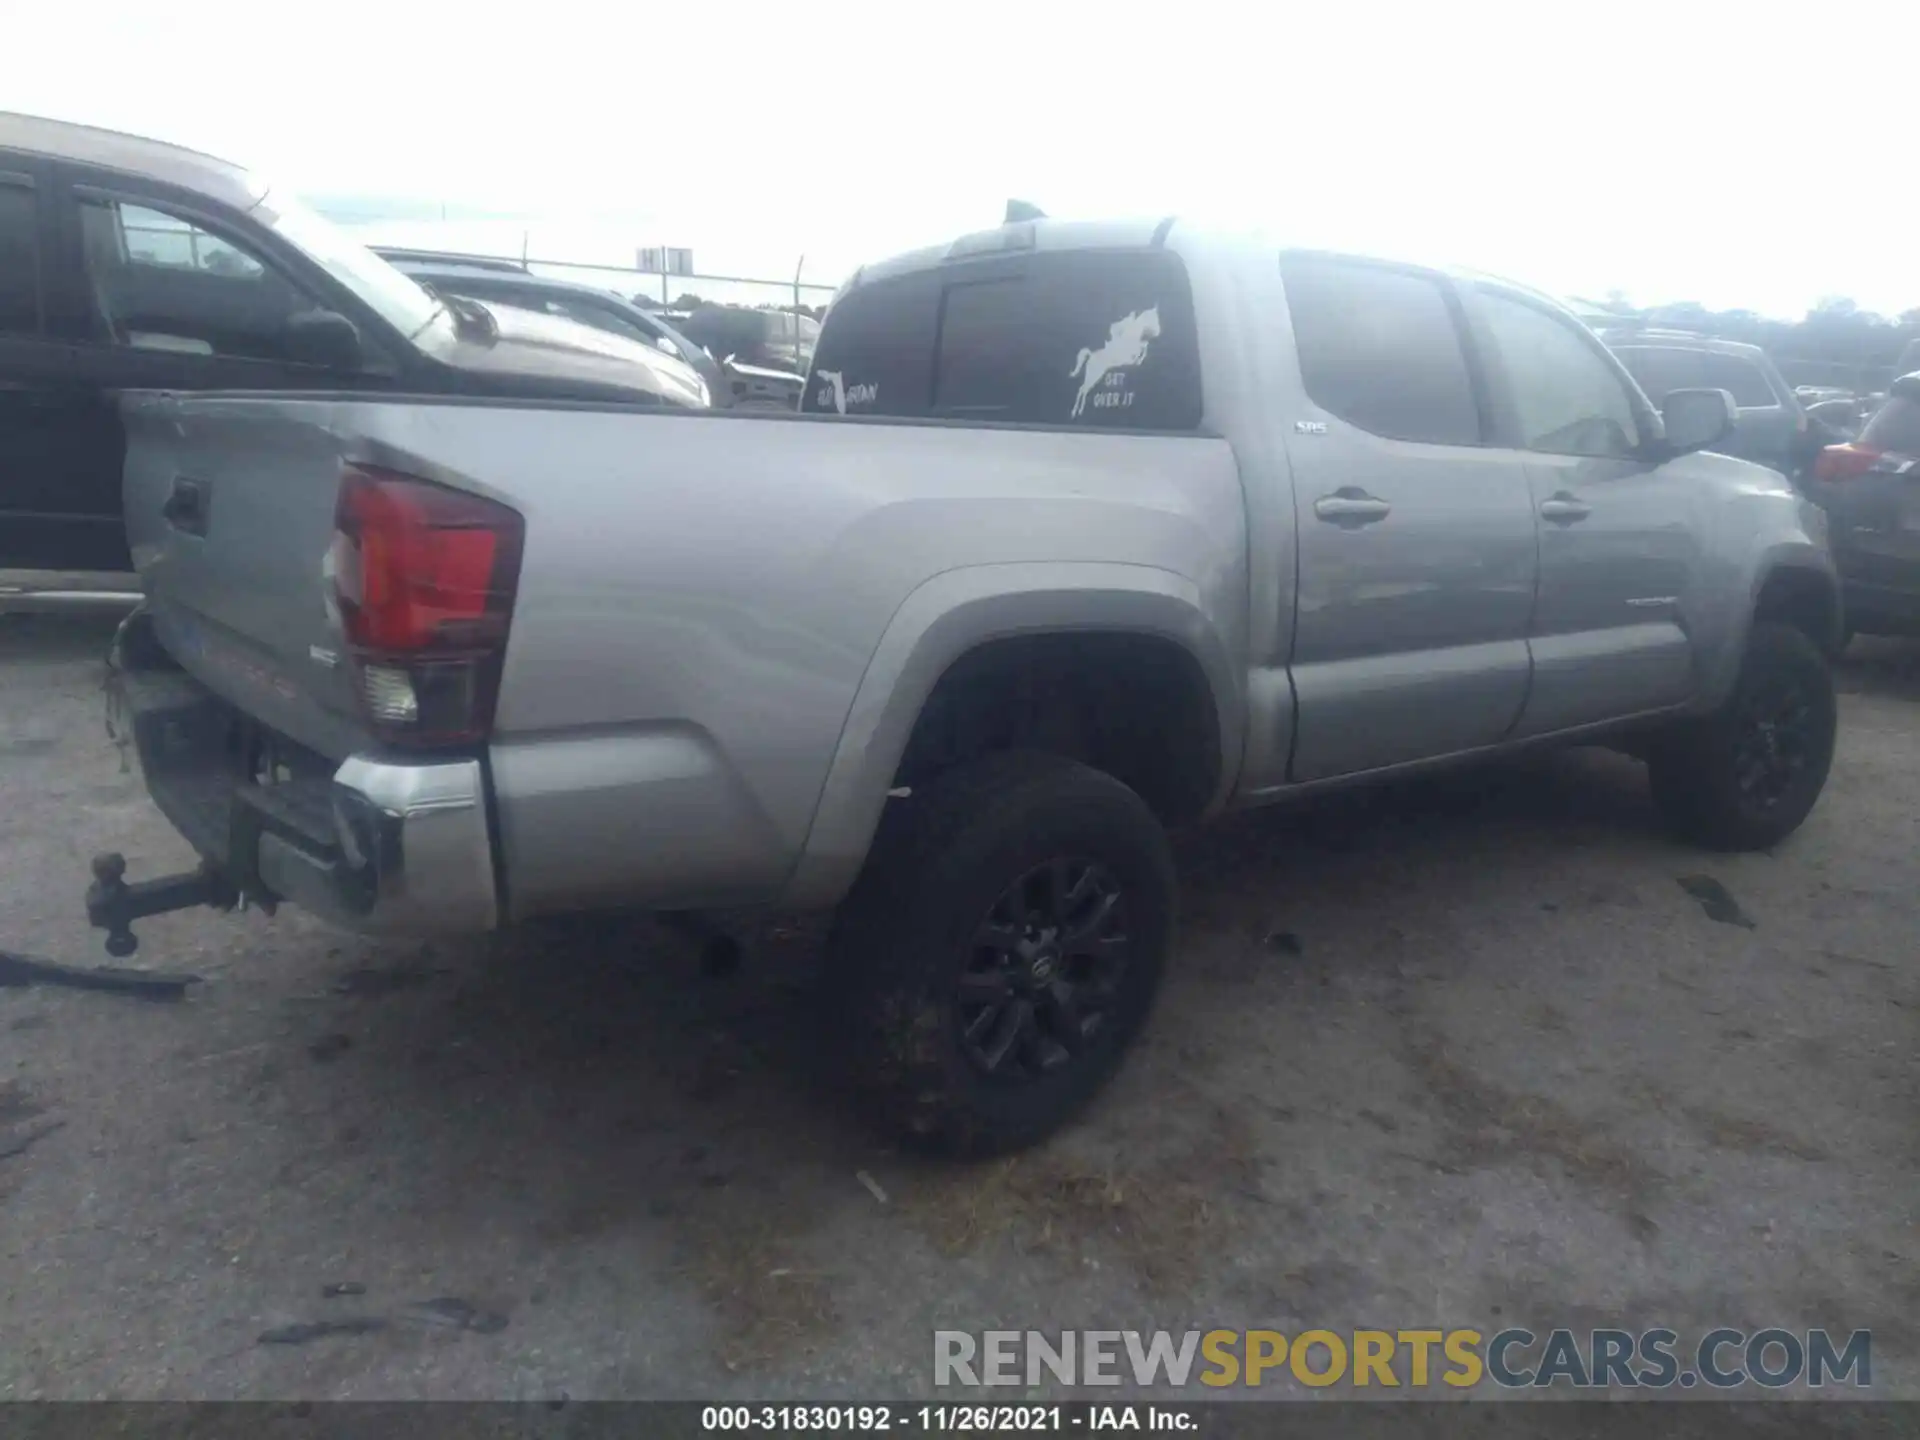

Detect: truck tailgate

[122,393,372,761]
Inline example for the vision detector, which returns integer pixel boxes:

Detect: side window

[1477,291,1643,458]
[77,194,317,362]
[1613,347,1705,405]
[0,177,40,334]
[1698,353,1778,408]
[1616,347,1775,409]
[118,204,264,277]
[1280,255,1482,445]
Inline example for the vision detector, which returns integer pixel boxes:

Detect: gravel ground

[0,611,1914,1403]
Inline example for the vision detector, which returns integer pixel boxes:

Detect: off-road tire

[1647,621,1837,851]
[823,752,1175,1156]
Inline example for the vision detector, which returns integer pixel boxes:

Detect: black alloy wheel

[957,858,1131,1081]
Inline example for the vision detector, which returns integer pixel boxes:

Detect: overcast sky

[12,1,1915,319]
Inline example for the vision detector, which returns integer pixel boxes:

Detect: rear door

[1274,253,1537,781]
[0,156,129,572]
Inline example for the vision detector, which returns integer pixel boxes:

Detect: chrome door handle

[1313,489,1392,527]
[1539,493,1592,524]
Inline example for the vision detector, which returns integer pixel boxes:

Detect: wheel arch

[1696,544,1843,710]
[781,562,1242,908]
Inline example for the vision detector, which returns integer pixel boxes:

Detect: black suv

[670,304,819,378]
[1,113,704,575]
[1809,372,1920,640]
[1593,323,1814,478]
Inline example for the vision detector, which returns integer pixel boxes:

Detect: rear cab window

[805,247,1202,429]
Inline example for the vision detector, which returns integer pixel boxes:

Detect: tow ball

[85,853,242,958]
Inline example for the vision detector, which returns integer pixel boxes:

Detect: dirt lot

[0,611,1914,1402]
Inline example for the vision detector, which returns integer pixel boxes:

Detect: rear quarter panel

[354,407,1250,918]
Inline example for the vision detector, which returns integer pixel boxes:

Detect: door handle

[1313,488,1392,527]
[1539,493,1592,524]
[162,477,209,536]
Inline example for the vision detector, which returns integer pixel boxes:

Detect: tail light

[328,463,524,749]
[1812,444,1884,483]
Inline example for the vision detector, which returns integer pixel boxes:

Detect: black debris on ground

[257,1317,389,1346]
[0,1119,65,1162]
[1676,874,1758,929]
[0,948,200,1001]
[330,963,447,999]
[404,1298,509,1335]
[307,1033,353,1063]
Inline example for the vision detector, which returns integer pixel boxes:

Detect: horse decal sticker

[1069,307,1161,419]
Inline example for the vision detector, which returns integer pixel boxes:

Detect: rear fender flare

[781,562,1241,908]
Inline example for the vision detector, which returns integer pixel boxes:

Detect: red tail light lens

[330,464,524,748]
[1813,444,1883,483]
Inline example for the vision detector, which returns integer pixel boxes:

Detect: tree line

[1600,293,1920,389]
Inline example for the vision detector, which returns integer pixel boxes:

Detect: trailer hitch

[85,853,241,958]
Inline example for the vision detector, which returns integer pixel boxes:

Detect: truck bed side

[122,399,1248,919]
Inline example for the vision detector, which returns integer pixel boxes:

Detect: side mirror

[1660,388,1735,455]
[285,309,364,371]
[652,336,682,359]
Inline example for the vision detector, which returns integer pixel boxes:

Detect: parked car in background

[379,256,723,405]
[670,303,819,379]
[0,113,708,577]
[1809,372,1920,641]
[1804,396,1867,442]
[1594,324,1814,479]
[369,246,529,275]
[97,216,1839,1154]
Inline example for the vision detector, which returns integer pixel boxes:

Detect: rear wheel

[824,752,1174,1156]
[1647,621,1837,851]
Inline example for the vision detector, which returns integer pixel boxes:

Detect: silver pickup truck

[95,216,1842,1154]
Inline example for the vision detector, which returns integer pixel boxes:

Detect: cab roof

[0,111,264,211]
[840,214,1588,321]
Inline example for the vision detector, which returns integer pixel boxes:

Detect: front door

[31,173,366,572]
[1276,253,1538,782]
[1468,287,1703,735]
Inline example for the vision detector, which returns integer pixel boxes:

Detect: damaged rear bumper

[95,611,497,951]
